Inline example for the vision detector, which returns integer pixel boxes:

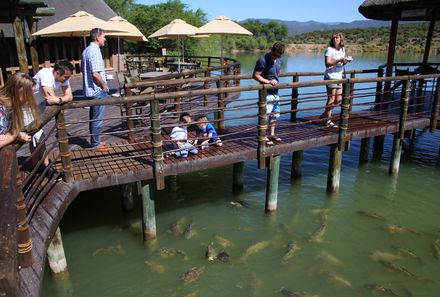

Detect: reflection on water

[42,53,440,297]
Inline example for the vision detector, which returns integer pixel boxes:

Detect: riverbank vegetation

[104,0,439,55]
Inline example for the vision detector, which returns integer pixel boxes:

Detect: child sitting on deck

[170,112,198,158]
[194,116,222,149]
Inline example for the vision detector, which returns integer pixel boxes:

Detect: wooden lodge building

[0,0,125,85]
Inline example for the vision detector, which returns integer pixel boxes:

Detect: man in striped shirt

[81,28,110,151]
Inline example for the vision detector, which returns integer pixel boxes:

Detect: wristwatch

[58,97,62,105]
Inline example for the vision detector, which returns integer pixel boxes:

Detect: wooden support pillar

[265,155,280,212]
[125,88,135,143]
[216,80,225,130]
[372,136,385,161]
[338,82,351,151]
[150,98,165,190]
[15,162,32,268]
[359,137,370,164]
[430,78,440,132]
[257,89,268,169]
[139,180,156,241]
[12,17,28,73]
[422,19,436,64]
[383,14,399,110]
[27,17,39,76]
[56,109,73,182]
[327,144,342,193]
[291,150,303,180]
[232,162,244,191]
[203,71,210,106]
[120,183,134,212]
[290,75,299,122]
[47,227,67,274]
[390,80,410,174]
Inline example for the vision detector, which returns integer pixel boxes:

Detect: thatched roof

[0,0,116,38]
[359,0,440,21]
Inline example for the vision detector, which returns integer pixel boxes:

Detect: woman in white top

[322,32,351,128]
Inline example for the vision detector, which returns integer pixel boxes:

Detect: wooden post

[257,89,268,169]
[383,14,399,110]
[27,17,39,76]
[373,66,385,161]
[422,19,435,64]
[234,64,241,86]
[290,75,299,122]
[175,85,182,113]
[390,80,410,174]
[150,98,165,190]
[15,166,32,268]
[374,67,384,111]
[139,180,156,241]
[327,144,342,193]
[338,82,351,151]
[232,162,244,191]
[430,78,440,132]
[265,155,280,212]
[216,80,225,130]
[12,17,28,73]
[349,73,355,112]
[47,227,68,274]
[56,109,73,182]
[291,150,303,180]
[120,183,134,212]
[125,88,135,143]
[203,71,210,106]
[359,137,370,164]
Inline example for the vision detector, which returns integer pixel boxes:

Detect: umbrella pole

[83,35,86,49]
[117,36,120,73]
[178,36,181,73]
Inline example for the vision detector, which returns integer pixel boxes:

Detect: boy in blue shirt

[195,116,222,150]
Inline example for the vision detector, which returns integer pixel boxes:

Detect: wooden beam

[12,16,28,73]
[265,155,280,212]
[422,19,436,64]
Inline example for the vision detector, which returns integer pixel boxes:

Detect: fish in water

[241,241,270,261]
[325,272,352,288]
[92,244,126,256]
[282,241,300,264]
[184,222,196,239]
[356,210,387,221]
[214,235,234,248]
[432,238,440,259]
[182,291,198,297]
[205,244,217,261]
[169,217,187,236]
[144,260,166,273]
[316,250,343,266]
[369,250,402,261]
[309,224,326,243]
[280,287,318,297]
[180,266,205,284]
[391,245,421,261]
[383,224,421,236]
[365,284,400,297]
[380,261,421,280]
[217,251,230,263]
[156,247,188,260]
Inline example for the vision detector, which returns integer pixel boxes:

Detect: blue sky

[135,0,367,23]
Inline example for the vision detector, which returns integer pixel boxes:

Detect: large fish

[180,266,205,283]
[92,244,125,256]
[391,245,422,262]
[280,287,318,297]
[184,222,196,239]
[325,272,352,288]
[365,284,400,297]
[383,224,421,236]
[309,224,326,243]
[282,241,300,264]
[316,251,343,266]
[144,260,166,273]
[380,261,421,280]
[356,210,387,221]
[432,238,440,259]
[169,217,187,236]
[205,244,217,261]
[241,241,270,261]
[369,250,402,261]
[214,235,234,248]
[156,247,188,260]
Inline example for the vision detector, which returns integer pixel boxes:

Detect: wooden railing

[1,62,440,296]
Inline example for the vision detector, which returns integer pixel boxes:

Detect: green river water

[42,52,440,297]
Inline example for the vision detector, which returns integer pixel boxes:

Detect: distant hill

[243,19,390,35]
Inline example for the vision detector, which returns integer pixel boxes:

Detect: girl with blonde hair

[0,72,39,149]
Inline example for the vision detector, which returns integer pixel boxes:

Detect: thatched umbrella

[359,0,440,78]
